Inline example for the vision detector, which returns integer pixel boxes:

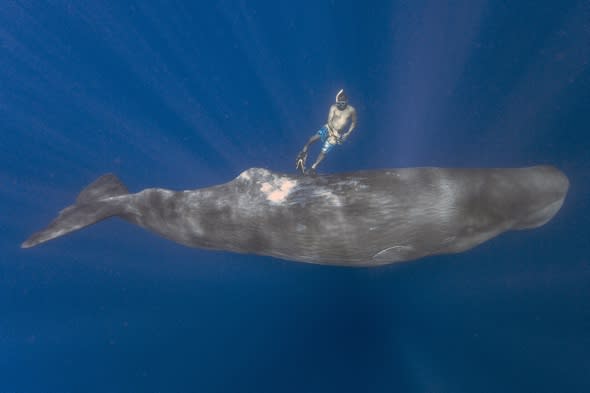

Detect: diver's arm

[327,105,337,134]
[342,107,357,141]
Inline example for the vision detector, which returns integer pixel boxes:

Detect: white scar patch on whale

[260,177,297,203]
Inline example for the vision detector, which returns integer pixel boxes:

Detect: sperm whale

[22,166,569,266]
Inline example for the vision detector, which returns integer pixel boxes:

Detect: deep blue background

[1,1,590,392]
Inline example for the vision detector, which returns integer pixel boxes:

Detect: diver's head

[336,89,348,110]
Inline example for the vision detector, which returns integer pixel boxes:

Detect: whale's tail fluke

[21,174,129,248]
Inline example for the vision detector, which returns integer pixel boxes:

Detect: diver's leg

[309,141,334,174]
[303,134,320,152]
[310,151,326,171]
[296,134,321,173]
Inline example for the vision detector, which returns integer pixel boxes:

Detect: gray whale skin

[22,166,569,267]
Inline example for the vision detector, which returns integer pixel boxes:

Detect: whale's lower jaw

[513,197,566,230]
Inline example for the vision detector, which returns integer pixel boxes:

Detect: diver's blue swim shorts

[317,125,337,153]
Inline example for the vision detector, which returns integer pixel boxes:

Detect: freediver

[296,89,357,175]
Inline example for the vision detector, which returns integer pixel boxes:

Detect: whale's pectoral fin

[372,245,416,264]
[21,174,129,249]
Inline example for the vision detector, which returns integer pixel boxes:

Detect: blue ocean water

[1,1,589,392]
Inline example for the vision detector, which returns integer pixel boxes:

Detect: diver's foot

[306,167,317,176]
[296,161,306,175]
[295,151,308,174]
